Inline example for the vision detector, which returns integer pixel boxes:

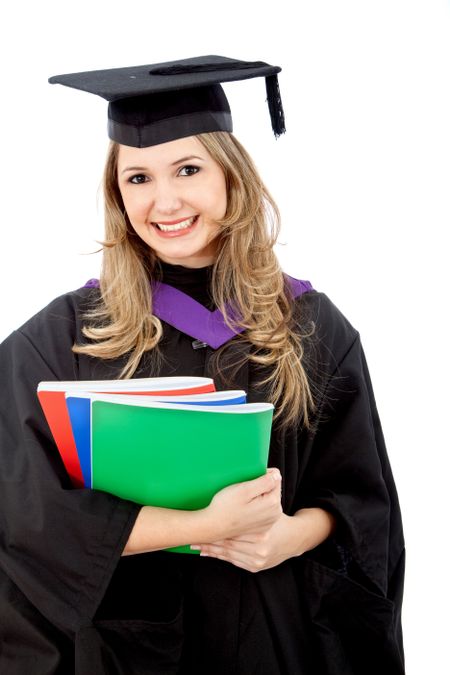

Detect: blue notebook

[65,390,247,487]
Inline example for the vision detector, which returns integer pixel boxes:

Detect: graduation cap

[48,55,285,148]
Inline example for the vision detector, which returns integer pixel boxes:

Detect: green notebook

[90,397,274,553]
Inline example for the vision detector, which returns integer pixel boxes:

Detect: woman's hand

[122,469,282,556]
[202,468,283,542]
[191,507,336,573]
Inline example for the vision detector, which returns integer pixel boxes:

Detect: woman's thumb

[246,468,281,498]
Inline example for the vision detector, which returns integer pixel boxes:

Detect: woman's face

[117,136,227,268]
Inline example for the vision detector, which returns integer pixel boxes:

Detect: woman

[0,56,405,674]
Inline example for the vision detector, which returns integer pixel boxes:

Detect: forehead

[117,135,208,166]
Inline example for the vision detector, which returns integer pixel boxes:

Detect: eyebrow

[171,155,204,166]
[120,155,205,175]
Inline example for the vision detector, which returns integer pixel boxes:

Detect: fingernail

[190,545,200,550]
[272,471,281,481]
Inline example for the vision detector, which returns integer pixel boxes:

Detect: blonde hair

[74,132,314,428]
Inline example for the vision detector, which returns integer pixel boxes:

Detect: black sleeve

[0,294,141,634]
[298,331,404,592]
[292,293,405,669]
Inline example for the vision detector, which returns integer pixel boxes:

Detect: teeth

[155,216,197,232]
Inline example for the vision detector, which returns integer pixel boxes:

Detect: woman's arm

[289,507,337,555]
[189,507,336,572]
[122,468,282,555]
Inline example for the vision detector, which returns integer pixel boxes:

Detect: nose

[152,179,183,216]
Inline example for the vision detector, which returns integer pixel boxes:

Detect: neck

[157,253,217,269]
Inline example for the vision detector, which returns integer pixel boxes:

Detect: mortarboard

[49,55,285,148]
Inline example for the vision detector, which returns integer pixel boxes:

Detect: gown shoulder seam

[15,328,60,379]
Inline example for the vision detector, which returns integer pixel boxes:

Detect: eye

[178,165,200,177]
[128,174,149,184]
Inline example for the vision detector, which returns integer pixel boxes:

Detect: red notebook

[37,377,216,486]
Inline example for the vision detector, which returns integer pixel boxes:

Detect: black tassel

[265,74,286,138]
[149,60,286,138]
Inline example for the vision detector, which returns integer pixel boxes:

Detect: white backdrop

[1,1,449,671]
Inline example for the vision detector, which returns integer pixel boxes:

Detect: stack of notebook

[37,377,274,553]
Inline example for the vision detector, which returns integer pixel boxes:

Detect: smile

[152,215,198,232]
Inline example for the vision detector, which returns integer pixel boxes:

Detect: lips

[152,215,198,232]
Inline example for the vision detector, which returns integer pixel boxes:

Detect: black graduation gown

[0,264,405,675]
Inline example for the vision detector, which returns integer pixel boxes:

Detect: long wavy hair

[73,132,314,428]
